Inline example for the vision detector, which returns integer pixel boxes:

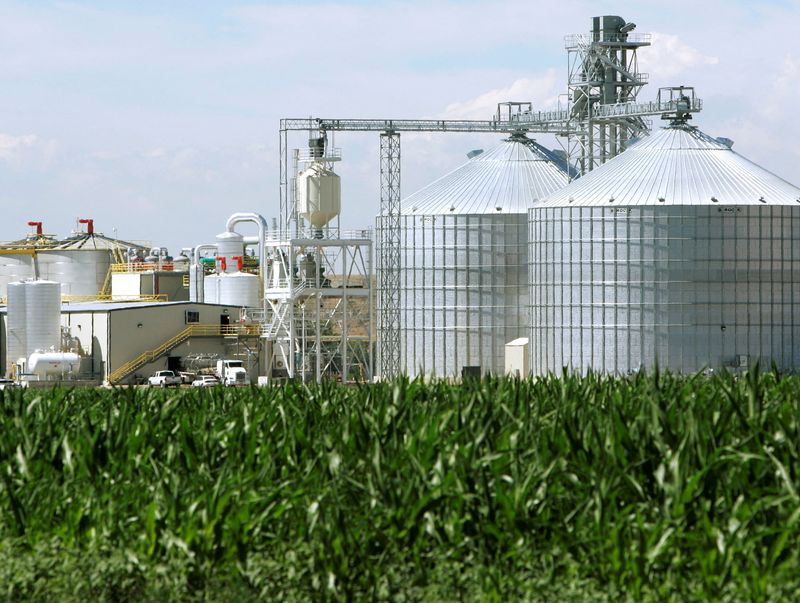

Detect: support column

[378,131,401,379]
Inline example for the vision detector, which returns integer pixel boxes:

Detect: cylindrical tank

[189,263,204,302]
[297,163,341,229]
[218,272,261,307]
[215,232,244,273]
[204,274,221,304]
[6,281,27,375]
[529,122,800,375]
[28,352,80,377]
[26,280,61,354]
[390,136,568,378]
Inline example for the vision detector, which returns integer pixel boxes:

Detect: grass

[1,369,799,601]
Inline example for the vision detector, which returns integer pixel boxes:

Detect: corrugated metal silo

[395,134,569,377]
[529,121,800,374]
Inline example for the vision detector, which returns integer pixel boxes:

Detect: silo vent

[449,205,456,212]
[495,206,502,212]
[568,197,574,203]
[466,149,484,160]
[711,196,718,203]
[411,206,418,212]
[658,197,665,203]
[608,197,615,203]
[759,196,766,204]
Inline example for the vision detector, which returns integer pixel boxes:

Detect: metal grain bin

[529,121,800,374]
[395,135,568,377]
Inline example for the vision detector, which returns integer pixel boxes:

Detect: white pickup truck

[148,370,182,388]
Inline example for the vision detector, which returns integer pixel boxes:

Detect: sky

[1,0,799,252]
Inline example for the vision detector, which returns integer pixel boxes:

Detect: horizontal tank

[28,352,80,376]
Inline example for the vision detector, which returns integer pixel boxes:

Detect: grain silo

[396,134,568,377]
[528,113,800,375]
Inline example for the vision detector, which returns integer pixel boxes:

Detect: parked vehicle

[147,370,182,388]
[215,360,250,386]
[191,375,220,388]
[0,378,21,390]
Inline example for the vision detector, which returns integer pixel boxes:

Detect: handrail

[107,323,260,384]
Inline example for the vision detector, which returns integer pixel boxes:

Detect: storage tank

[204,274,221,305]
[25,280,61,354]
[529,119,800,375]
[28,352,80,377]
[218,272,261,307]
[297,163,341,229]
[0,221,148,297]
[386,134,568,377]
[5,281,26,375]
[215,232,244,273]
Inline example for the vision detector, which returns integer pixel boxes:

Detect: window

[185,310,200,324]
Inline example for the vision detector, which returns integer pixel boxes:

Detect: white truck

[148,370,182,388]
[215,360,250,386]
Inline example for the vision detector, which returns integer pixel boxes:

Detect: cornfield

[1,369,799,601]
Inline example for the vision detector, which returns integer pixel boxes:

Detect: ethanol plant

[528,88,800,375]
[395,134,568,377]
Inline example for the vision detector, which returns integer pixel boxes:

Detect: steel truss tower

[565,15,651,173]
[378,132,401,377]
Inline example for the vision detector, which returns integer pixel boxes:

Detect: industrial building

[0,299,254,384]
[3,14,799,384]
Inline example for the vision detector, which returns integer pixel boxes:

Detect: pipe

[78,218,94,235]
[192,243,217,302]
[225,212,267,291]
[27,221,43,236]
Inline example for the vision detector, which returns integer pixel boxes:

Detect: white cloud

[439,70,562,120]
[0,132,58,169]
[642,33,719,80]
[0,133,38,160]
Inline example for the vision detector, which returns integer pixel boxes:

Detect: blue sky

[1,0,799,251]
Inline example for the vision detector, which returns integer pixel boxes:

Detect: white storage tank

[25,280,61,354]
[529,119,800,374]
[215,232,244,273]
[297,163,341,229]
[218,272,261,307]
[204,274,221,305]
[28,352,80,377]
[189,263,205,302]
[5,281,26,375]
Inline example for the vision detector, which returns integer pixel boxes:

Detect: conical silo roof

[540,122,800,207]
[401,135,568,215]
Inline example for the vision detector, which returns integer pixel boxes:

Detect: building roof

[0,301,239,314]
[400,136,568,215]
[55,232,145,251]
[538,123,800,208]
